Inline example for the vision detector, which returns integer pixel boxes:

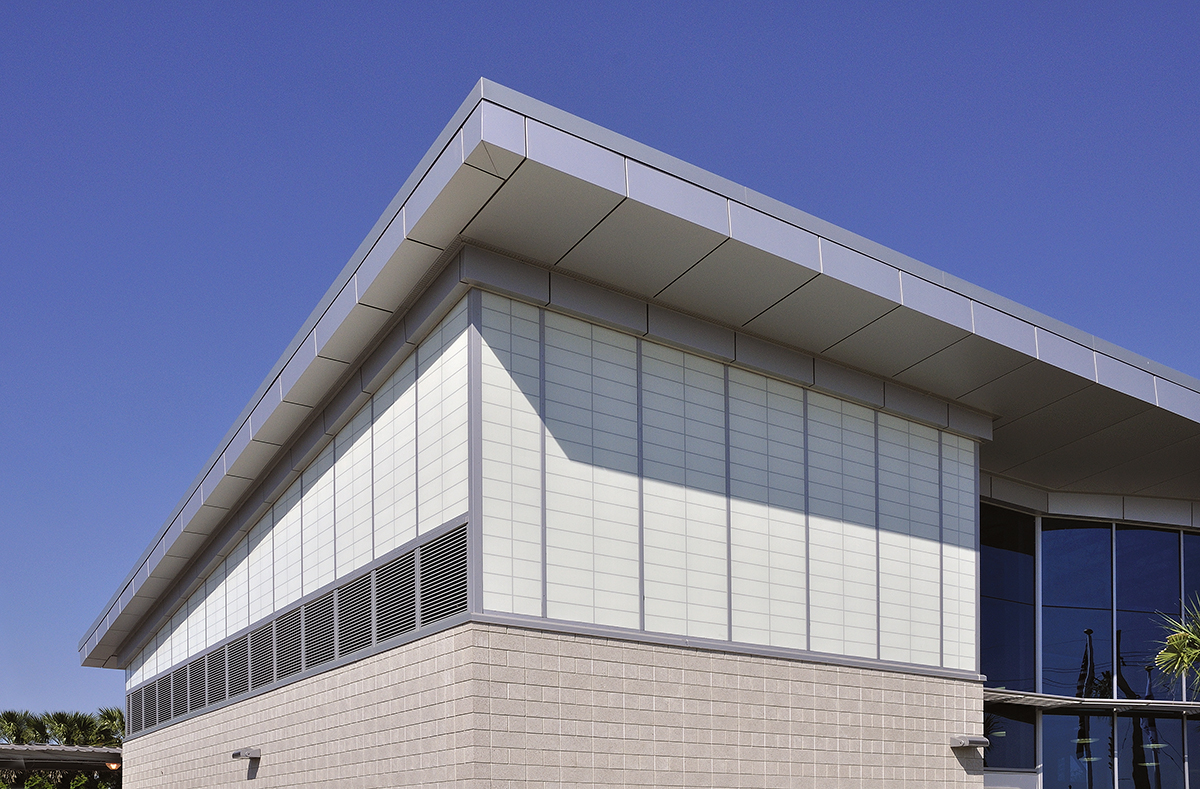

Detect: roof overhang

[80,78,1200,669]
[0,744,121,772]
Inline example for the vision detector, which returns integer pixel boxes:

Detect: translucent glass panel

[980,504,1035,691]
[642,344,728,640]
[417,300,470,531]
[127,301,470,691]
[877,414,941,665]
[476,294,977,671]
[728,368,806,649]
[807,391,877,659]
[480,293,542,616]
[941,432,978,671]
[543,312,640,629]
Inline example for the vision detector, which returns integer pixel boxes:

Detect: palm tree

[1156,598,1200,693]
[0,708,123,789]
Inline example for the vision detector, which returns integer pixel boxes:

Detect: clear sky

[1,2,1196,713]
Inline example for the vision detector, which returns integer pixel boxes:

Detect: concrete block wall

[125,622,984,788]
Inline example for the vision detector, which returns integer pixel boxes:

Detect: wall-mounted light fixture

[949,735,990,748]
[231,748,261,760]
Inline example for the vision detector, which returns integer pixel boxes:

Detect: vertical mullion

[466,288,483,615]
[874,412,881,661]
[1035,515,1043,695]
[803,388,810,653]
[637,338,645,633]
[725,365,732,643]
[539,307,548,620]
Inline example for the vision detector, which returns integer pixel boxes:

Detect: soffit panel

[655,237,819,328]
[1066,433,1200,496]
[463,160,623,265]
[821,306,971,379]
[556,199,727,298]
[894,335,1033,401]
[957,361,1093,428]
[1135,468,1200,500]
[984,384,1153,474]
[742,274,898,357]
[999,409,1200,491]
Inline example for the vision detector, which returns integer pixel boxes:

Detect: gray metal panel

[895,335,1033,401]
[811,358,885,408]
[1154,377,1200,423]
[823,307,969,378]
[732,333,814,386]
[819,239,902,303]
[743,274,898,355]
[626,160,728,236]
[548,273,648,335]
[1035,329,1096,381]
[646,305,735,361]
[460,245,550,304]
[957,361,1092,427]
[557,199,726,298]
[883,383,949,428]
[1094,353,1157,404]
[972,302,1038,357]
[464,161,623,265]
[525,119,626,194]
[655,238,818,327]
[1123,497,1191,527]
[462,101,525,179]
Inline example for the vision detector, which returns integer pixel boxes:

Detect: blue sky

[1,2,1196,713]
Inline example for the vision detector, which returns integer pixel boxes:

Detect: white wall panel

[246,510,274,625]
[806,391,878,658]
[544,312,640,629]
[373,355,417,555]
[877,414,941,665]
[301,444,336,596]
[185,589,205,658]
[335,404,374,578]
[642,344,728,640]
[224,535,249,638]
[271,480,303,611]
[480,293,542,615]
[417,299,470,532]
[729,369,807,649]
[942,433,978,671]
[205,558,228,649]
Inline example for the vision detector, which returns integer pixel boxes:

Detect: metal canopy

[80,79,1200,669]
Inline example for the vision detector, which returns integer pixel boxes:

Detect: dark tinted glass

[1187,718,1200,788]
[1043,712,1113,789]
[983,703,1035,769]
[1184,533,1200,609]
[1117,713,1183,789]
[1043,520,1112,697]
[981,505,1036,690]
[1116,527,1180,700]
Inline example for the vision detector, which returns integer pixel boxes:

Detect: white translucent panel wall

[335,405,374,578]
[205,558,228,647]
[642,344,728,640]
[246,510,274,624]
[877,414,941,665]
[272,480,303,610]
[480,293,542,616]
[543,312,640,629]
[224,537,249,638]
[185,590,205,661]
[728,369,807,649]
[301,444,335,596]
[941,432,978,671]
[417,299,470,531]
[373,355,417,555]
[168,608,187,667]
[806,392,877,658]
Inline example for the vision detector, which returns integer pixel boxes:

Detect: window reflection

[1043,520,1113,698]
[981,506,1035,690]
[1116,527,1180,701]
[1117,713,1183,789]
[983,703,1035,770]
[1044,712,1113,789]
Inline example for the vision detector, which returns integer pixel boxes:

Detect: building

[80,80,1200,788]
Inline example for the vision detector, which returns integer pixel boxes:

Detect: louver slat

[128,687,142,734]
[172,666,188,718]
[188,658,205,712]
[418,527,468,624]
[304,592,335,669]
[227,637,249,697]
[275,608,303,679]
[249,623,275,690]
[156,674,171,725]
[375,552,416,642]
[207,647,227,705]
[337,574,373,657]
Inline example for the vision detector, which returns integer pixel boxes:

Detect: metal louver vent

[249,623,275,690]
[172,666,188,718]
[128,687,141,734]
[337,573,373,656]
[156,675,171,725]
[419,527,468,624]
[188,658,205,712]
[275,608,303,679]
[304,592,335,669]
[375,552,416,642]
[125,522,471,735]
[207,647,227,705]
[227,637,249,697]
